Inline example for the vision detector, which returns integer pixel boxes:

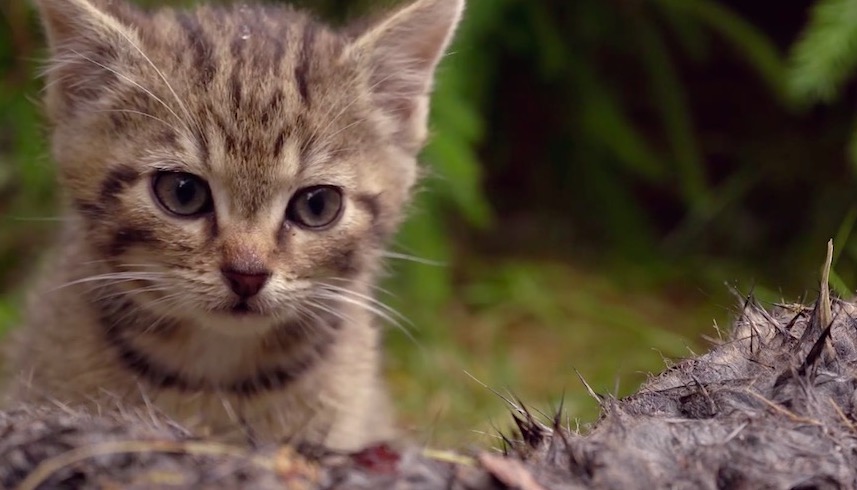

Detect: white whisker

[319,283,412,326]
[5,216,69,222]
[325,277,399,299]
[94,285,172,302]
[303,298,357,327]
[95,108,183,135]
[305,70,403,157]
[50,272,170,292]
[323,117,368,142]
[67,49,191,134]
[311,290,419,346]
[381,251,446,266]
[106,27,202,136]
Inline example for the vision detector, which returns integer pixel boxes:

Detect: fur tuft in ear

[348,0,465,153]
[36,0,143,119]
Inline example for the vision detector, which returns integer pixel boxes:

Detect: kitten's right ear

[36,0,142,117]
[345,0,465,153]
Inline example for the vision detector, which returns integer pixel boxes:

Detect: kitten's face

[37,0,463,333]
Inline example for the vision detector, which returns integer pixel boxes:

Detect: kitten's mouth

[221,301,263,316]
[233,302,256,315]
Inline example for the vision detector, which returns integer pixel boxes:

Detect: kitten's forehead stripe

[211,110,238,155]
[229,70,243,112]
[247,8,285,76]
[176,11,216,88]
[272,131,286,157]
[156,129,179,148]
[295,22,315,106]
[260,88,284,126]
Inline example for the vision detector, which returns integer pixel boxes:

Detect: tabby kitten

[3,0,463,451]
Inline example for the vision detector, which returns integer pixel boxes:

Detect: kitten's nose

[221,268,271,298]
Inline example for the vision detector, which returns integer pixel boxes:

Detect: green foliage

[386,0,502,323]
[658,0,789,102]
[390,0,793,323]
[788,0,857,104]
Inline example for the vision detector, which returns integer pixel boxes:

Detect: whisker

[323,117,368,142]
[312,290,418,346]
[316,70,401,140]
[318,284,412,326]
[324,277,399,299]
[4,216,69,223]
[94,109,183,135]
[304,71,402,158]
[50,272,170,292]
[380,251,446,267]
[105,26,202,137]
[66,49,190,134]
[302,298,357,327]
[104,290,187,332]
[292,301,338,336]
[94,285,172,302]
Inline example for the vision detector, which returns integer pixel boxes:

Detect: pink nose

[221,269,270,298]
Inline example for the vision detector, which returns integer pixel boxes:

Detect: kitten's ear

[347,0,465,152]
[36,0,142,117]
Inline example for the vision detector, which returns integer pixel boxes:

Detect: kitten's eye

[287,186,344,229]
[152,172,213,217]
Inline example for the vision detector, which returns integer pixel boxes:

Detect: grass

[383,257,727,448]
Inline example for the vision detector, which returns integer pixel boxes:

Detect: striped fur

[4,0,464,451]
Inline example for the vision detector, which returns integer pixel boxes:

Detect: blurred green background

[3,0,857,448]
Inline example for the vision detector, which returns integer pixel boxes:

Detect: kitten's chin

[172,301,293,337]
[196,310,283,337]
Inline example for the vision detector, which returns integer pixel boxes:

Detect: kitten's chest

[106,327,339,443]
[144,383,332,444]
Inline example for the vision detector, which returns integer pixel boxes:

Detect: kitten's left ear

[347,0,465,152]
[36,0,145,120]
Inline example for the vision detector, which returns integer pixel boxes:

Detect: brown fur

[4,0,464,451]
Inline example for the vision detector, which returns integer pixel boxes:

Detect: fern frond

[788,0,857,104]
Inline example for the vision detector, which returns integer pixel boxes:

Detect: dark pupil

[307,191,327,217]
[175,177,197,206]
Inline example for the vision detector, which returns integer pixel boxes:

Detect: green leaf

[846,120,857,172]
[833,206,857,267]
[788,0,857,104]
[656,2,711,62]
[386,192,453,334]
[636,16,709,209]
[656,0,788,104]
[423,136,491,228]
[829,268,852,297]
[579,87,668,183]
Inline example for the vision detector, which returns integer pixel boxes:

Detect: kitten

[3,0,463,451]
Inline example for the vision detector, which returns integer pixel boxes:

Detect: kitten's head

[36,0,463,333]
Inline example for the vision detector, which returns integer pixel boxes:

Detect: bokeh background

[2,0,857,447]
